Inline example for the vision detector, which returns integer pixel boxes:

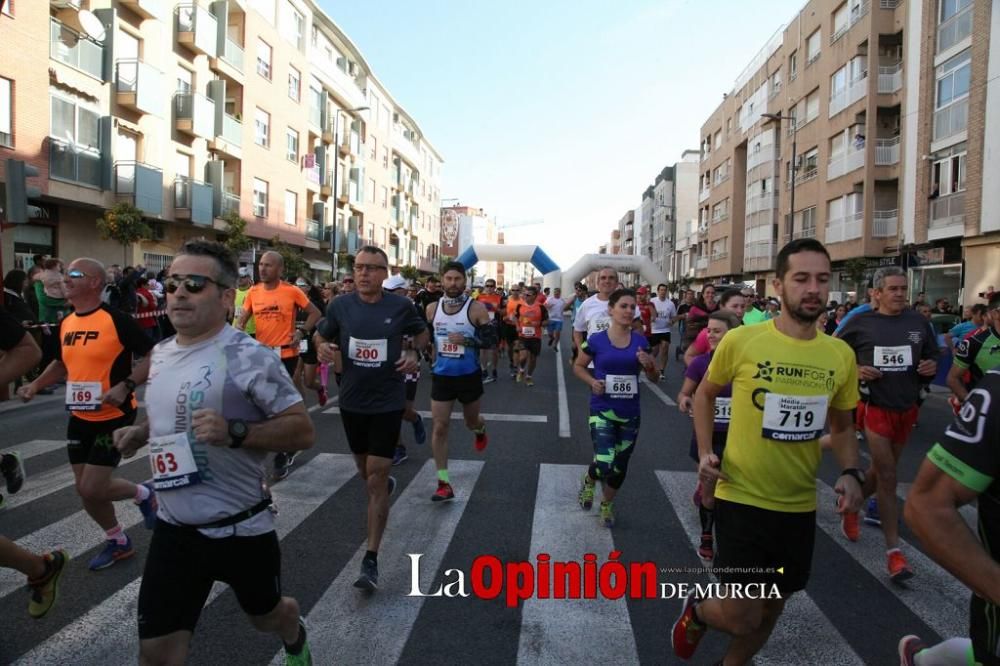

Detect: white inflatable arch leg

[560,255,669,295]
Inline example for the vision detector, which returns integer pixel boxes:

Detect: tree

[220,211,253,254]
[96,201,152,264]
[399,265,419,281]
[267,236,309,280]
[843,257,869,300]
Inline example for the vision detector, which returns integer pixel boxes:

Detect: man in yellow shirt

[672,238,863,664]
[232,267,256,337]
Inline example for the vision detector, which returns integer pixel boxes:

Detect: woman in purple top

[676,309,741,560]
[573,289,659,529]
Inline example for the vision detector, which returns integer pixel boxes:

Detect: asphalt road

[0,337,974,665]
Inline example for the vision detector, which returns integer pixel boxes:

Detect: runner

[292,277,328,407]
[476,278,502,383]
[573,288,659,528]
[683,288,746,367]
[836,267,939,582]
[112,239,314,665]
[676,310,741,560]
[426,262,495,501]
[898,369,1000,666]
[315,246,427,590]
[0,308,69,618]
[514,285,548,387]
[17,257,158,571]
[544,287,566,352]
[947,292,1000,401]
[232,267,256,338]
[636,287,655,341]
[675,289,696,360]
[236,251,321,481]
[385,274,429,467]
[650,283,678,375]
[573,268,641,361]
[672,239,862,664]
[569,283,588,363]
[503,285,524,377]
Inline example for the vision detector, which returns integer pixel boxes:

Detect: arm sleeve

[241,289,255,314]
[830,343,861,411]
[0,311,26,351]
[294,288,310,309]
[684,354,707,383]
[928,373,1000,492]
[110,308,155,356]
[705,334,737,386]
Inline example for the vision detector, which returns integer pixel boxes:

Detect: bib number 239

[762,394,827,442]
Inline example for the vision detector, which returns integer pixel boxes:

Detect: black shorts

[714,498,815,595]
[298,336,318,365]
[67,412,136,467]
[501,323,518,344]
[340,409,403,459]
[518,337,542,357]
[648,332,671,346]
[405,379,418,402]
[281,356,298,377]
[137,520,282,639]
[431,371,484,405]
[971,594,1000,665]
[688,430,727,464]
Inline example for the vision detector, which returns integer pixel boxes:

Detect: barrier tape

[20,309,168,330]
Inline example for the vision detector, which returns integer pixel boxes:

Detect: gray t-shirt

[145,325,302,537]
[319,291,427,413]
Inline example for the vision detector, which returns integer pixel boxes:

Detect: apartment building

[0,0,442,280]
[697,0,998,302]
[438,204,499,283]
[617,208,635,257]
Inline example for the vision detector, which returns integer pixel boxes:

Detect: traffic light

[4,158,41,224]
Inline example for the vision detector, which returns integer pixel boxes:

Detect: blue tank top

[432,298,480,376]
[583,330,649,417]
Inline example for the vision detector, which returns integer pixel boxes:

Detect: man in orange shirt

[237,251,321,479]
[515,286,549,386]
[476,279,502,383]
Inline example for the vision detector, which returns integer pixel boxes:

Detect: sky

[320,0,805,269]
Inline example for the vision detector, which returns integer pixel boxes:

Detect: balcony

[418,257,436,273]
[176,4,218,57]
[209,113,242,159]
[173,176,214,226]
[831,0,870,44]
[306,163,321,186]
[115,162,163,215]
[120,0,165,20]
[695,257,709,270]
[827,147,865,180]
[219,191,240,218]
[49,18,103,80]
[711,252,729,262]
[393,134,421,171]
[744,241,777,272]
[933,98,968,144]
[711,210,729,224]
[175,92,216,139]
[698,187,711,203]
[115,59,163,115]
[793,227,817,240]
[879,0,901,8]
[829,74,868,118]
[937,4,972,54]
[930,191,965,229]
[713,171,730,186]
[746,192,778,215]
[825,211,863,243]
[878,62,903,94]
[697,223,709,238]
[220,37,244,73]
[49,138,102,189]
[875,136,900,165]
[746,145,777,171]
[872,209,898,237]
[306,219,322,241]
[795,166,819,186]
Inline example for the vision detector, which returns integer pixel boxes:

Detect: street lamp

[761,112,797,243]
[331,105,369,275]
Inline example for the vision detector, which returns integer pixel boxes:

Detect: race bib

[714,397,732,423]
[149,432,201,491]
[65,381,102,411]
[605,374,637,399]
[521,326,536,337]
[874,345,912,370]
[762,393,828,442]
[438,338,465,358]
[348,337,388,366]
[299,339,309,353]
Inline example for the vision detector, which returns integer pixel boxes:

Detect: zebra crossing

[0,422,979,664]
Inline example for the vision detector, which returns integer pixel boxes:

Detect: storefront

[903,242,963,307]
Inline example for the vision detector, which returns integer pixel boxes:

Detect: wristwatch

[840,468,866,487]
[228,419,249,449]
[123,378,137,392]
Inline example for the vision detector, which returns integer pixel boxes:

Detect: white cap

[238,266,252,278]
[383,275,408,291]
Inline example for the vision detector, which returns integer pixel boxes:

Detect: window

[2,1,12,17]
[285,128,298,162]
[280,2,304,49]
[382,147,389,169]
[284,190,296,226]
[256,39,272,79]
[806,29,821,64]
[0,78,11,147]
[253,178,268,217]
[254,108,270,147]
[50,93,99,149]
[789,50,798,80]
[832,3,848,40]
[805,88,820,123]
[176,68,192,93]
[831,65,847,98]
[932,151,967,196]
[381,185,388,209]
[369,135,377,160]
[936,50,971,109]
[288,66,300,101]
[369,177,376,203]
[829,130,846,158]
[714,130,722,149]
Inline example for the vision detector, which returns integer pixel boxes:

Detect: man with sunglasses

[315,246,427,591]
[113,239,315,665]
[237,251,321,481]
[340,276,356,294]
[18,258,158,571]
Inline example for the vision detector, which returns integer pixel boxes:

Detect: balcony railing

[50,18,103,79]
[176,4,218,56]
[825,211,864,243]
[831,0,870,44]
[829,74,868,117]
[930,191,965,228]
[49,137,102,189]
[878,62,903,93]
[221,113,242,146]
[938,4,972,54]
[793,227,817,240]
[219,191,240,217]
[879,0,902,8]
[698,187,711,203]
[305,163,321,184]
[933,98,969,143]
[711,252,729,262]
[115,161,163,215]
[827,148,865,180]
[220,37,244,73]
[175,92,216,139]
[712,210,729,224]
[875,136,900,165]
[795,166,819,186]
[306,219,322,241]
[696,257,709,270]
[746,145,777,171]
[115,59,163,115]
[744,241,777,271]
[746,193,778,215]
[873,209,898,237]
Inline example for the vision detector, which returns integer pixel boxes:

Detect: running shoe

[412,415,427,445]
[516,370,524,383]
[888,549,914,583]
[316,386,328,407]
[89,536,135,571]
[692,481,702,508]
[387,476,397,498]
[354,558,378,591]
[474,427,488,452]
[491,370,498,382]
[525,376,534,387]
[855,430,865,441]
[697,533,714,561]
[671,594,707,660]
[28,549,69,619]
[863,496,881,527]
[273,452,297,481]
[578,475,595,510]
[483,374,496,385]
[839,496,860,542]
[897,635,926,666]
[285,618,312,666]
[599,500,615,528]
[1,452,25,493]
[136,482,158,530]
[431,481,455,502]
[392,447,408,466]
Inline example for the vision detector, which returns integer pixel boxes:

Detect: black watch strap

[840,468,864,486]
[123,378,137,392]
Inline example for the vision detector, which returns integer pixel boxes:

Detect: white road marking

[640,375,677,406]
[556,348,571,437]
[2,439,65,461]
[322,407,547,422]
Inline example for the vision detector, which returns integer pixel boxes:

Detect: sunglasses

[66,269,88,279]
[353,263,388,273]
[164,274,229,294]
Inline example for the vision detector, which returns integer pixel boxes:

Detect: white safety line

[2,439,65,461]
[556,348,571,438]
[322,407,547,423]
[640,375,677,406]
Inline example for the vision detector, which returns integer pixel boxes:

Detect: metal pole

[790,124,797,235]
[331,110,340,276]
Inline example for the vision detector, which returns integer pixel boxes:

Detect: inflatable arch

[455,244,560,285]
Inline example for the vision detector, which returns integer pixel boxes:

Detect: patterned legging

[587,409,640,490]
